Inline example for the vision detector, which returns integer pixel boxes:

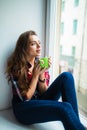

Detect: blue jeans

[12,72,85,130]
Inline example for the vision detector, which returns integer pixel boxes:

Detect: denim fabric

[12,72,85,130]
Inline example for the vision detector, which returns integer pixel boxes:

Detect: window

[46,0,87,122]
[74,0,79,7]
[61,0,65,11]
[60,45,63,55]
[59,0,87,119]
[72,46,76,57]
[73,19,78,34]
[61,22,64,35]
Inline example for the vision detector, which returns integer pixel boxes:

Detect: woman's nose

[37,43,41,48]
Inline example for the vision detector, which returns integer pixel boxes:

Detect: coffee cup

[39,57,49,68]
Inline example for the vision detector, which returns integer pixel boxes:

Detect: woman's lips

[36,50,41,53]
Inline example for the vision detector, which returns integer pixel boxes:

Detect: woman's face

[27,35,41,58]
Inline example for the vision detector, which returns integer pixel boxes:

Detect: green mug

[39,57,49,68]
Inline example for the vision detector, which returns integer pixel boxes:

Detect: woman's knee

[60,72,74,81]
[62,102,73,112]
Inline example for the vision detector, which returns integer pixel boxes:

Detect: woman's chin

[36,53,41,57]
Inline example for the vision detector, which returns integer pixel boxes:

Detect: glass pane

[59,0,87,117]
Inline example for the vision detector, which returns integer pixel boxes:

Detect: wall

[0,0,46,110]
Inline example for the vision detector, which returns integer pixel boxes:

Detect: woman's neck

[27,57,35,66]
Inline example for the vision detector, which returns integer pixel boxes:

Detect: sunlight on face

[27,35,41,57]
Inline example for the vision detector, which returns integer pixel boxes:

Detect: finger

[35,62,40,68]
[36,64,42,71]
[48,57,52,64]
[40,68,46,74]
[41,68,46,71]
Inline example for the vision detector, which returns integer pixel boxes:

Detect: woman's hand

[39,57,52,78]
[33,62,43,77]
[48,56,52,69]
[33,57,52,77]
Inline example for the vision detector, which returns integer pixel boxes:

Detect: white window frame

[45,0,61,82]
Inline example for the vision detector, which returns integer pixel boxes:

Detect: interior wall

[0,0,46,110]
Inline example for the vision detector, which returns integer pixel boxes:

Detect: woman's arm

[25,62,47,100]
[38,73,48,94]
[25,62,42,100]
[24,57,51,100]
[37,57,51,94]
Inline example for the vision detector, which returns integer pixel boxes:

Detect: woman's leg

[13,100,85,130]
[40,72,79,117]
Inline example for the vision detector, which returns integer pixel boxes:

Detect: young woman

[6,30,86,130]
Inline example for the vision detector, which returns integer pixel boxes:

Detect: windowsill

[80,113,87,127]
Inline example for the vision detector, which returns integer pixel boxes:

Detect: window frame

[45,0,61,81]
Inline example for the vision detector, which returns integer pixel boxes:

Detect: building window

[74,0,79,7]
[72,46,76,57]
[73,19,78,34]
[60,45,63,55]
[61,22,64,35]
[61,0,65,11]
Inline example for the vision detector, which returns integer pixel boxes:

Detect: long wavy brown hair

[5,30,37,95]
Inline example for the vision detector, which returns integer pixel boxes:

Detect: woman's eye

[31,42,36,45]
[30,41,41,46]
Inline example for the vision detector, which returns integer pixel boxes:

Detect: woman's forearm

[38,81,48,94]
[38,73,48,94]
